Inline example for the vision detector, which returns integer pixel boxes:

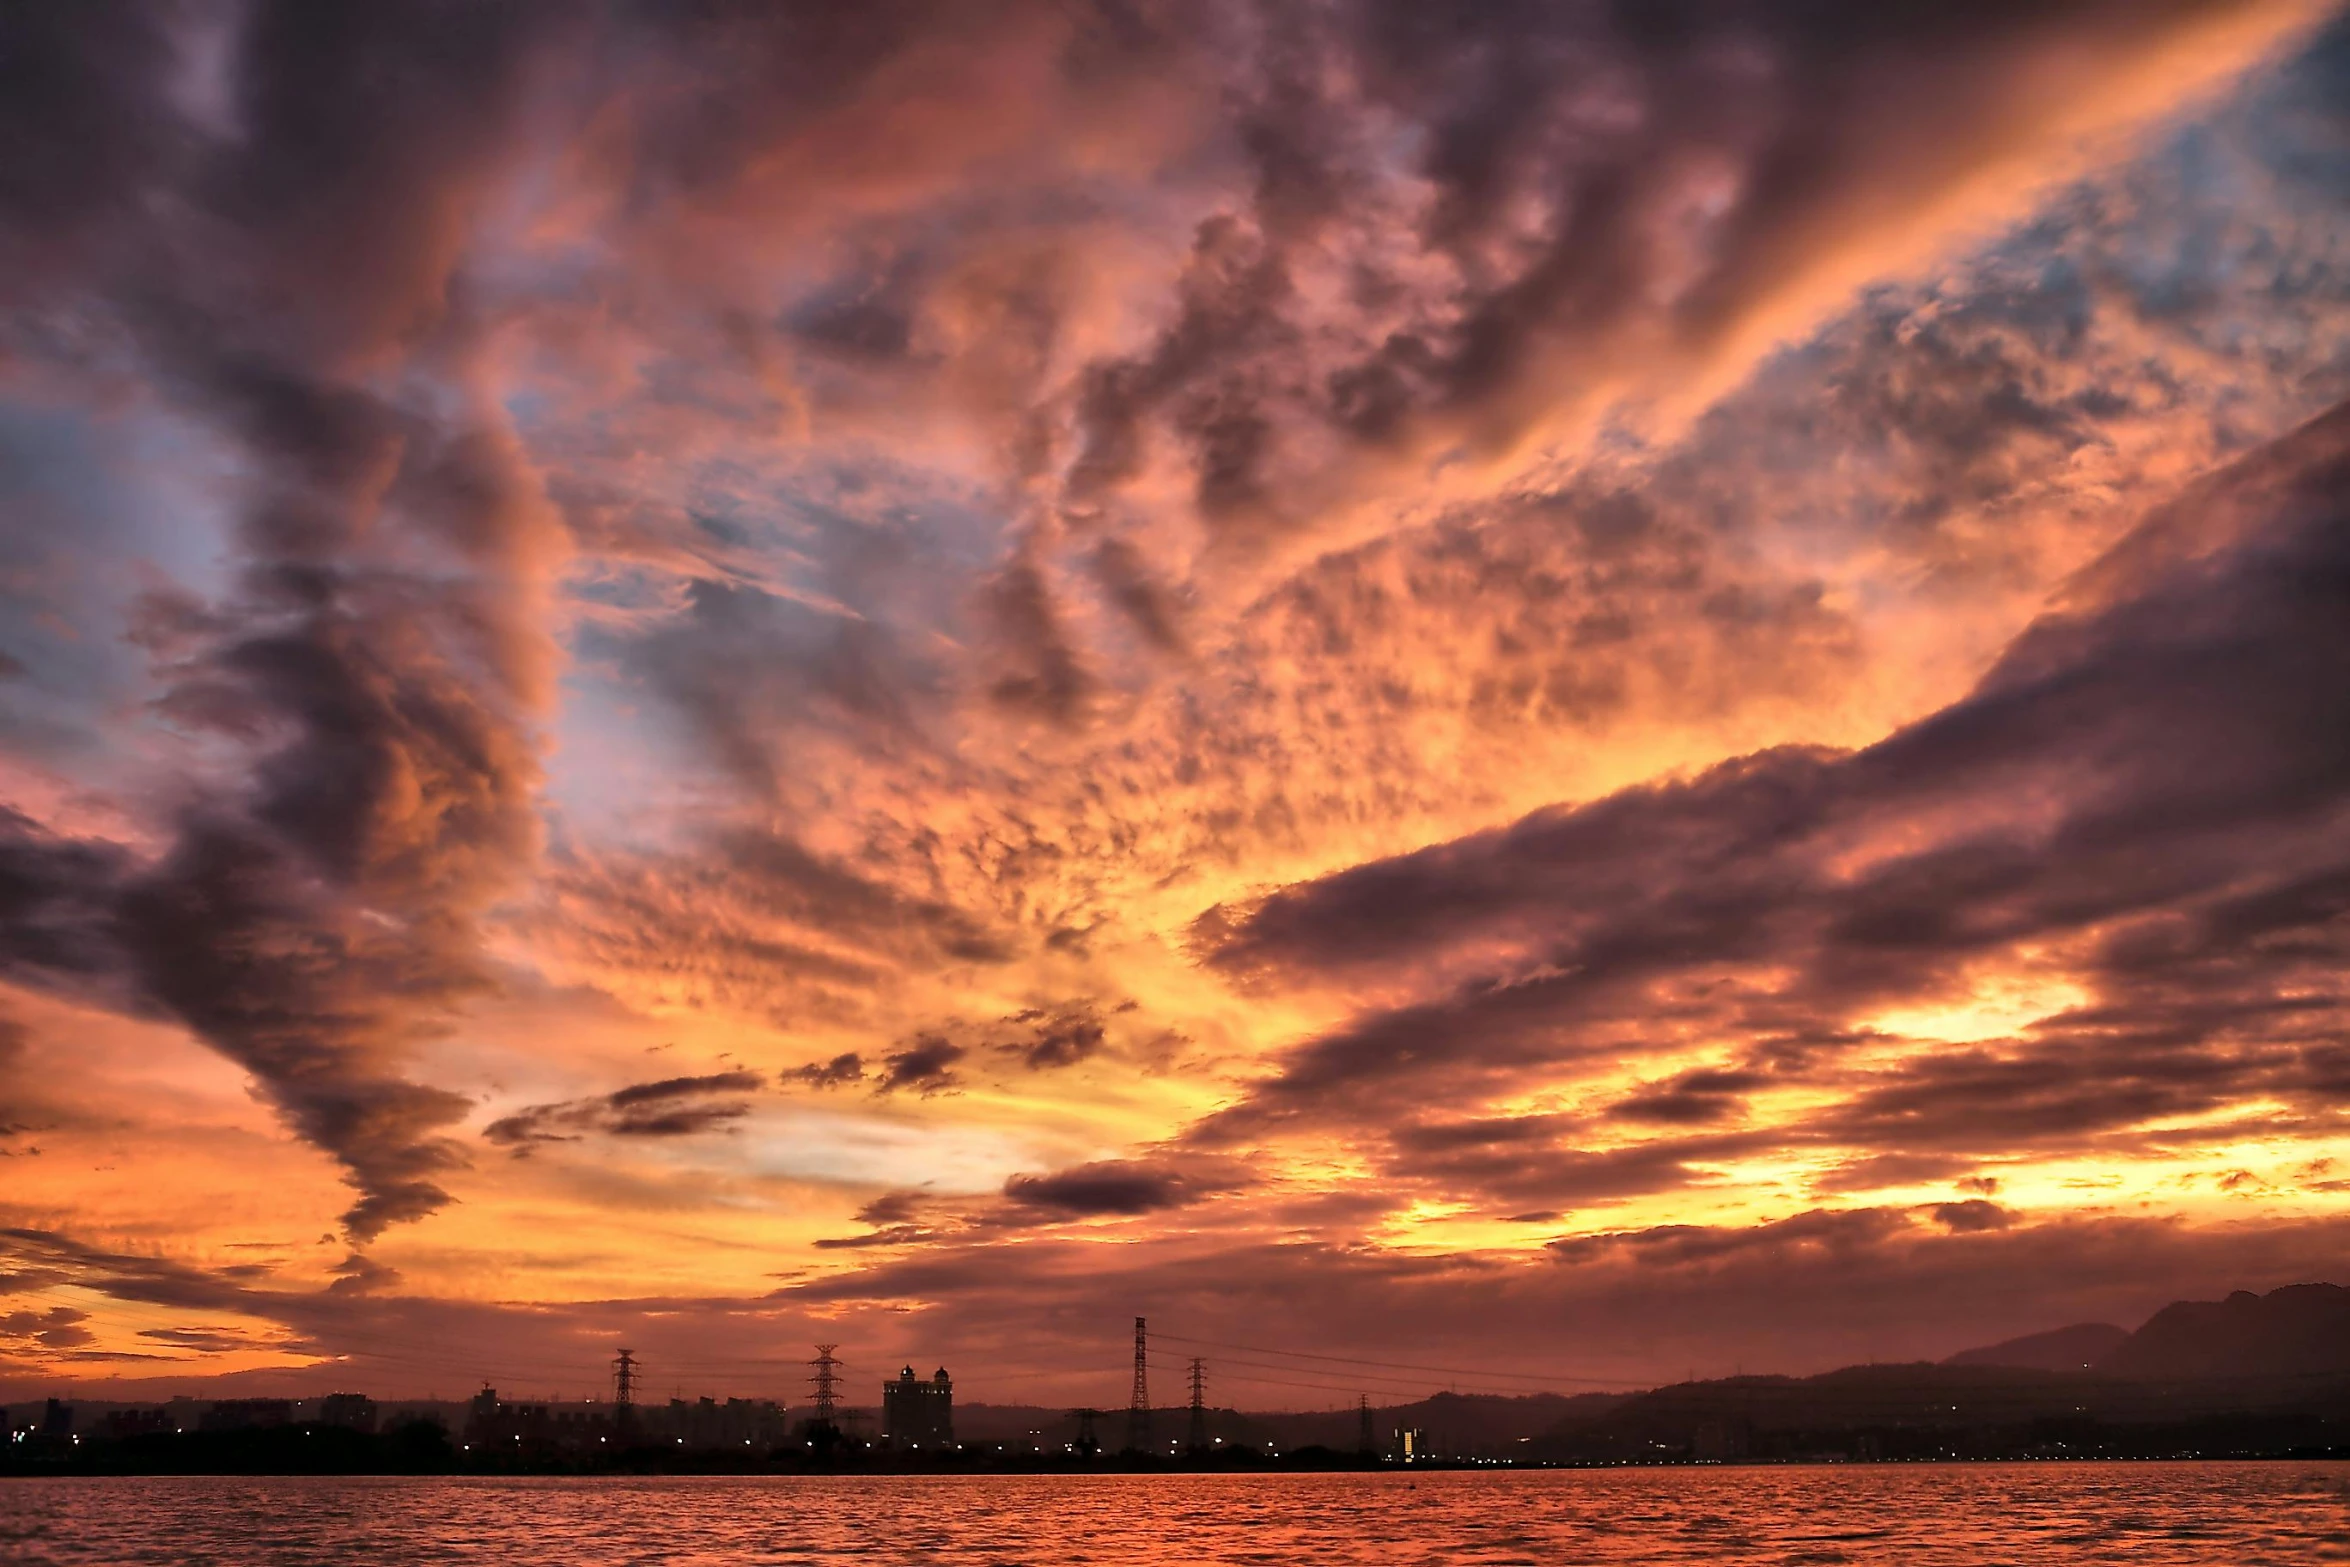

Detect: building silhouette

[882,1365,953,1449]
[317,1393,379,1434]
[200,1399,293,1433]
[0,1399,78,1457]
[667,1395,789,1450]
[100,1408,173,1440]
[462,1385,624,1454]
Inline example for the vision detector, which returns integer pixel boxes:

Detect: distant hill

[1527,1362,2121,1458]
[1516,1281,2350,1462]
[2098,1283,2350,1380]
[1520,1352,2350,1463]
[1944,1323,2127,1372]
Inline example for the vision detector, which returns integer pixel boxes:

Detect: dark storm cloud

[811,1188,944,1249]
[1608,1069,1769,1127]
[0,1305,93,1352]
[872,1036,967,1096]
[483,1070,767,1152]
[809,1227,932,1252]
[136,1325,275,1354]
[782,1052,866,1089]
[810,1152,1254,1250]
[1195,741,1842,993]
[605,1071,763,1111]
[0,1228,255,1316]
[807,1003,1116,1101]
[0,751,512,1241]
[0,1,569,1241]
[0,808,135,994]
[1001,1155,1249,1216]
[1001,1004,1109,1070]
[1930,1199,2015,1232]
[1189,394,2350,1187]
[856,1191,929,1228]
[0,1221,624,1381]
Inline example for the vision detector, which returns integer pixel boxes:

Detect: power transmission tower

[1187,1357,1208,1455]
[1071,1407,1100,1457]
[612,1348,638,1435]
[1126,1316,1151,1454]
[809,1344,841,1423]
[806,1343,842,1453]
[1358,1394,1374,1456]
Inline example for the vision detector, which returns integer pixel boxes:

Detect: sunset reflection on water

[5,1465,2347,1565]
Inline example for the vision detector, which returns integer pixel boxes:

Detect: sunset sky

[5,0,2350,1412]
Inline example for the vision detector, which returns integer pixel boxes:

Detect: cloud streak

[483,1071,768,1152]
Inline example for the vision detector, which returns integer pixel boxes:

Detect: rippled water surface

[5,1465,2347,1565]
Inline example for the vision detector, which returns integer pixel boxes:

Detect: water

[3,1465,2346,1564]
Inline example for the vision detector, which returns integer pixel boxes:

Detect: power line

[1151,1330,1633,1387]
[1144,1347,1543,1399]
[1154,1360,1452,1401]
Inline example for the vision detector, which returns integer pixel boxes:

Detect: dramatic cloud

[873,1037,968,1097]
[0,809,134,996]
[1930,1200,2016,1233]
[1002,1006,1110,1071]
[482,1071,768,1153]
[1191,394,2350,1210]
[1048,0,2330,531]
[0,1305,92,1352]
[1001,1156,1249,1217]
[783,1053,867,1090]
[0,2,565,1241]
[0,1229,257,1317]
[2,0,2347,1397]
